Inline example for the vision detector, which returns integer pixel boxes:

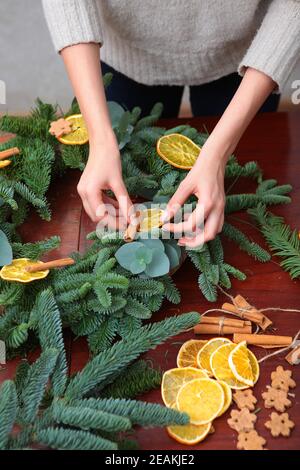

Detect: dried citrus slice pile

[177,339,207,368]
[0,160,11,169]
[157,133,201,170]
[57,114,89,145]
[162,337,259,446]
[229,341,259,387]
[161,367,208,408]
[167,421,212,446]
[138,208,164,232]
[177,378,225,425]
[217,380,232,416]
[210,341,259,389]
[0,258,49,283]
[197,337,232,375]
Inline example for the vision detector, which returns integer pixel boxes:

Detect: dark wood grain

[1,112,300,450]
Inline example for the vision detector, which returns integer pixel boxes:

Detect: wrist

[195,136,230,172]
[89,129,119,154]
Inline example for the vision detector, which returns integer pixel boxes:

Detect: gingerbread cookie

[233,389,257,411]
[271,366,296,392]
[262,387,291,412]
[227,408,257,433]
[265,412,294,437]
[49,118,72,138]
[237,430,266,450]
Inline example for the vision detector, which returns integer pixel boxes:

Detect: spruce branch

[65,312,200,400]
[249,205,300,279]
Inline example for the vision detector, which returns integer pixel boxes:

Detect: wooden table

[1,111,299,450]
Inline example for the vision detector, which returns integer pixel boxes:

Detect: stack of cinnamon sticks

[194,316,252,335]
[222,294,273,331]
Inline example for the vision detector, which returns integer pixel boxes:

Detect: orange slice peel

[57,114,89,145]
[0,258,49,283]
[157,133,201,170]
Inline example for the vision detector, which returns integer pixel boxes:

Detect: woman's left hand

[162,146,226,248]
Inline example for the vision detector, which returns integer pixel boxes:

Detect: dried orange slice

[217,380,232,416]
[176,378,225,425]
[0,160,11,169]
[210,343,248,389]
[176,339,207,368]
[197,337,232,375]
[157,133,200,170]
[57,114,89,145]
[0,258,49,283]
[138,208,164,232]
[229,341,259,387]
[161,367,208,408]
[167,421,212,445]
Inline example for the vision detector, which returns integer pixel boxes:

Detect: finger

[82,197,96,223]
[111,180,133,223]
[203,210,223,243]
[84,187,106,222]
[163,203,204,237]
[97,212,127,231]
[178,229,205,249]
[103,194,120,211]
[161,182,191,223]
[218,214,225,233]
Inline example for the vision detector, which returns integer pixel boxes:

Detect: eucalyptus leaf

[130,259,146,274]
[136,246,153,264]
[0,229,13,266]
[145,249,170,277]
[164,239,182,258]
[141,239,165,252]
[164,243,180,270]
[115,242,144,271]
[108,102,125,128]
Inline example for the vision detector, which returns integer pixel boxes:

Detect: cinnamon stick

[285,345,300,365]
[201,316,245,328]
[233,295,273,330]
[233,333,292,347]
[0,147,20,160]
[222,300,272,330]
[222,302,262,323]
[26,258,75,273]
[194,321,252,335]
[124,211,141,242]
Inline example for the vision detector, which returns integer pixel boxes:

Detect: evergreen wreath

[0,73,298,449]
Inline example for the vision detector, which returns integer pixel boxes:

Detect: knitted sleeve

[238,0,300,93]
[42,0,103,52]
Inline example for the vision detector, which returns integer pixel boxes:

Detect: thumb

[162,182,191,223]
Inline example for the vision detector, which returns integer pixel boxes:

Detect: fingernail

[161,210,170,223]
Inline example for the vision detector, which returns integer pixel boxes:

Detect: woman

[42,0,300,248]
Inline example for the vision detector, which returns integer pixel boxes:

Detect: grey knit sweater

[42,0,300,92]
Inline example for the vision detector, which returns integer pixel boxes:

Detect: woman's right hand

[77,138,133,227]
